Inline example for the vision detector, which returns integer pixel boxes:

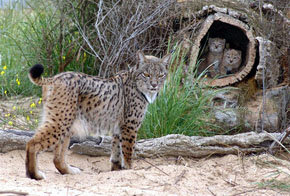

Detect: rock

[214,109,239,127]
[256,86,290,132]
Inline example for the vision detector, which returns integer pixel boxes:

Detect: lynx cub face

[206,38,226,77]
[220,49,242,74]
[208,38,226,53]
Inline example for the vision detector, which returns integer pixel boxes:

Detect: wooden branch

[1,130,289,158]
[269,126,290,155]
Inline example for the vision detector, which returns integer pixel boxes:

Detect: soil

[0,150,289,196]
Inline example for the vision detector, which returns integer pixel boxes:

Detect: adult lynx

[25,51,171,180]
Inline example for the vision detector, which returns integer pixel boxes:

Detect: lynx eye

[159,74,165,78]
[142,73,150,78]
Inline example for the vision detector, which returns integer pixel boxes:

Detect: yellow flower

[38,98,42,105]
[30,103,36,108]
[30,111,33,114]
[84,52,87,58]
[5,113,10,117]
[4,90,7,95]
[16,78,20,86]
[26,116,30,121]
[0,71,4,75]
[35,119,38,123]
[13,106,16,110]
[3,66,7,70]
[8,121,13,126]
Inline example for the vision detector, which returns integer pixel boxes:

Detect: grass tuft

[139,45,231,139]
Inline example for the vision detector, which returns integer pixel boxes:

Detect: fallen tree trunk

[1,130,289,158]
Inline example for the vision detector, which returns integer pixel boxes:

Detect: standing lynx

[25,51,171,180]
[199,38,226,77]
[220,49,242,75]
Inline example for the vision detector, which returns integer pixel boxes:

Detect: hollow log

[189,11,256,87]
[1,130,289,158]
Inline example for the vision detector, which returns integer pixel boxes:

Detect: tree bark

[1,130,289,158]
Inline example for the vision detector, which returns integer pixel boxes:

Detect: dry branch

[269,126,290,155]
[0,130,289,158]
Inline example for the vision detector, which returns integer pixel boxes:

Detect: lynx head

[208,38,226,53]
[133,51,171,103]
[223,49,242,68]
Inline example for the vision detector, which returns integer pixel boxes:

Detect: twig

[0,191,28,195]
[207,187,217,196]
[230,188,260,196]
[222,178,237,187]
[140,158,169,176]
[269,126,290,155]
[174,169,187,184]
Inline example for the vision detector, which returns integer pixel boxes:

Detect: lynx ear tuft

[161,54,171,69]
[137,51,146,65]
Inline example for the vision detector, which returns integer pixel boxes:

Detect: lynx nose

[151,82,157,88]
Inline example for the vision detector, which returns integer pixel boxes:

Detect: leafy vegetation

[0,0,95,97]
[0,0,228,136]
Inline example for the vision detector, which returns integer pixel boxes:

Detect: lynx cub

[25,51,171,180]
[199,38,226,77]
[220,49,242,75]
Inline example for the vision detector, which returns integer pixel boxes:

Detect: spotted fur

[25,51,171,180]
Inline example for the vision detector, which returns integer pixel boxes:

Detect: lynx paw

[68,166,81,174]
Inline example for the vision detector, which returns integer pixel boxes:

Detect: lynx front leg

[120,126,137,169]
[110,134,123,171]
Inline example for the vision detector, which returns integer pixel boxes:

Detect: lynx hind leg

[53,134,81,175]
[26,123,60,180]
[121,127,137,169]
[26,86,78,180]
[110,133,123,171]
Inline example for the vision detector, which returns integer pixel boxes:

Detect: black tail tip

[30,64,44,79]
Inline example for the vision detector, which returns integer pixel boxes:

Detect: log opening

[189,12,257,87]
[199,20,249,72]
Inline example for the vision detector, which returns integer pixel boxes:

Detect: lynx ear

[237,50,242,56]
[161,54,171,69]
[137,50,146,66]
[222,39,226,45]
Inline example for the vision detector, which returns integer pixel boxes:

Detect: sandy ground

[0,150,289,196]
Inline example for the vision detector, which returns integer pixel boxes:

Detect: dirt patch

[0,150,289,196]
